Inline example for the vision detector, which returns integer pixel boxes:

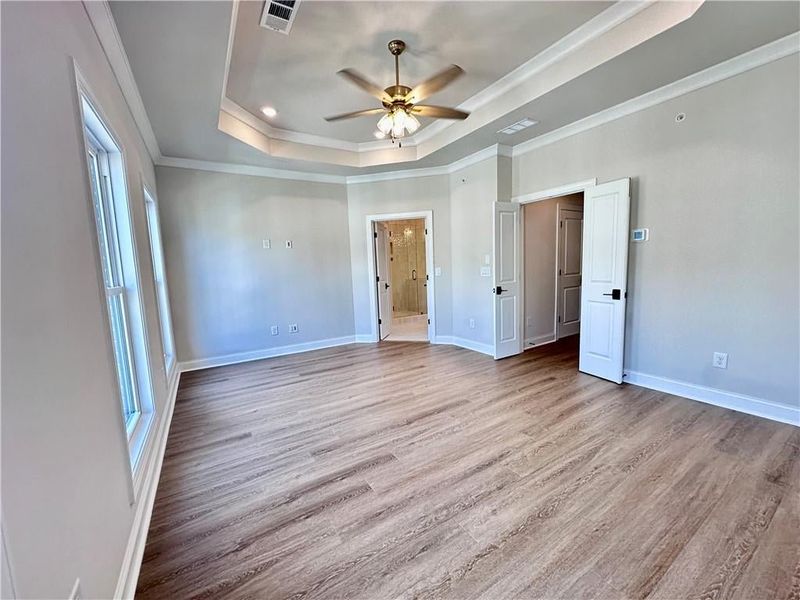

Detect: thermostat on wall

[631,228,649,242]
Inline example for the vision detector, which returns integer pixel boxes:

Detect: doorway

[522,192,584,350]
[366,211,435,344]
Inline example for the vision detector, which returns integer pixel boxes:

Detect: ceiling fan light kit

[325,39,470,147]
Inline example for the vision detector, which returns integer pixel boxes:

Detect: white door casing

[493,202,522,359]
[579,178,631,383]
[557,207,584,338]
[375,223,392,339]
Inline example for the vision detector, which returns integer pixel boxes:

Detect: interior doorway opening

[368,211,435,344]
[379,219,428,342]
[522,191,584,352]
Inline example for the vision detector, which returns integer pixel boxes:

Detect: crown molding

[512,31,800,158]
[346,144,511,184]
[156,156,347,184]
[82,0,161,161]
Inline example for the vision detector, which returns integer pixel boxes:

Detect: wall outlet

[480,266,491,277]
[285,240,293,249]
[469,318,476,329]
[270,325,279,336]
[289,323,299,333]
[713,352,728,369]
[262,239,271,249]
[434,266,442,277]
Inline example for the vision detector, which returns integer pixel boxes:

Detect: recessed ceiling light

[498,117,538,135]
[261,106,278,118]
[374,131,386,139]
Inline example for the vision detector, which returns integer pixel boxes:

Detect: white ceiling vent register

[498,118,538,135]
[260,0,300,34]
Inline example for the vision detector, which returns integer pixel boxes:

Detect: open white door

[375,223,392,339]
[493,202,522,359]
[579,178,630,383]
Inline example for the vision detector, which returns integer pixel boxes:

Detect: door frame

[365,210,435,343]
[513,179,596,350]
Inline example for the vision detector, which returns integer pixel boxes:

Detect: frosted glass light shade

[377,113,393,135]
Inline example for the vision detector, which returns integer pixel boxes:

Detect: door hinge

[560,220,563,228]
[425,228,428,235]
[558,268,562,276]
[426,274,429,281]
[376,276,380,282]
[427,318,431,325]
[378,318,382,324]
[374,232,378,238]
[558,315,561,322]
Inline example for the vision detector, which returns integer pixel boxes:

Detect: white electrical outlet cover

[262,239,271,249]
[434,267,442,276]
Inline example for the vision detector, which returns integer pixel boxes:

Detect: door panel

[375,223,392,339]
[557,207,583,338]
[579,179,630,383]
[493,202,522,359]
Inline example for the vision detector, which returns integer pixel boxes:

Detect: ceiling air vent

[498,118,538,135]
[260,0,300,35]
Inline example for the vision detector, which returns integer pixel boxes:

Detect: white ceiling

[109,0,800,176]
[227,1,611,143]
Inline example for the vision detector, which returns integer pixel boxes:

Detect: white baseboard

[525,333,556,349]
[432,335,453,345]
[450,336,494,356]
[113,368,181,599]
[179,336,357,372]
[624,370,799,427]
[354,334,375,343]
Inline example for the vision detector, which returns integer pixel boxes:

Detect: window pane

[87,149,116,288]
[107,292,140,426]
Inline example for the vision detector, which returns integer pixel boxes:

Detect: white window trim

[142,181,177,382]
[74,62,157,503]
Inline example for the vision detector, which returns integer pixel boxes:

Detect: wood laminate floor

[137,339,800,599]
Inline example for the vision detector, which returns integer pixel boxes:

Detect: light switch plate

[434,267,442,277]
[262,239,271,249]
[270,325,279,336]
[469,318,476,329]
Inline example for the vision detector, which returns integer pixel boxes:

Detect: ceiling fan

[325,39,469,144]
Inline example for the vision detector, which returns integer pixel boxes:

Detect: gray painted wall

[156,167,354,362]
[347,175,453,339]
[1,2,170,598]
[514,55,800,408]
[450,158,499,346]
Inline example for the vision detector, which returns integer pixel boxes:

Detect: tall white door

[493,202,522,359]
[375,223,392,339]
[579,178,630,383]
[557,207,584,338]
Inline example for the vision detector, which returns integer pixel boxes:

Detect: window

[143,187,176,376]
[80,93,154,474]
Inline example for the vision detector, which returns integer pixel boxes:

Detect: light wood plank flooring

[137,339,799,599]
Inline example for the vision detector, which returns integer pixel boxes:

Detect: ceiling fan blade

[411,105,470,120]
[337,69,393,104]
[404,65,464,104]
[324,107,386,122]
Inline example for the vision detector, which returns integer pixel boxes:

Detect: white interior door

[493,202,522,359]
[375,223,392,339]
[557,207,584,338]
[579,178,630,383]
